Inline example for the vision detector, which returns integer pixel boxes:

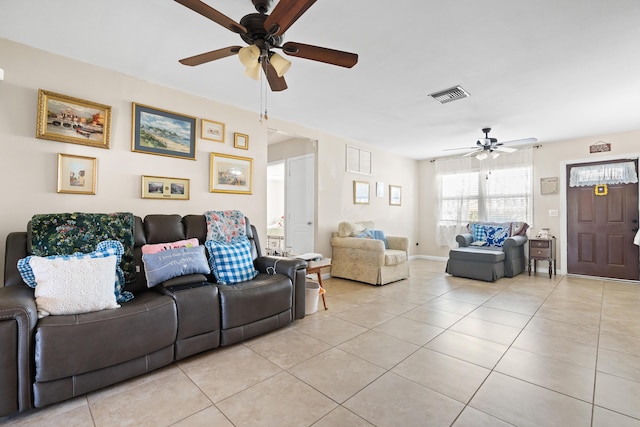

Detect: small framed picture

[141,175,190,200]
[37,90,112,149]
[234,132,249,150]
[131,103,197,160]
[353,180,370,204]
[57,153,97,195]
[201,118,225,142]
[389,185,402,206]
[210,152,253,194]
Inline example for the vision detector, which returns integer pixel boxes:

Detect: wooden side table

[306,258,331,310]
[528,237,556,278]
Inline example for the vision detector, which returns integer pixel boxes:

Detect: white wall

[418,129,640,272]
[0,38,268,280]
[0,38,420,281]
[267,119,419,259]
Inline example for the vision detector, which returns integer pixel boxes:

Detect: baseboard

[410,254,448,262]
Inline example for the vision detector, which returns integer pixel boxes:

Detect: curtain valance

[569,161,638,187]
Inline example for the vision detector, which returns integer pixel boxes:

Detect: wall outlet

[549,209,559,217]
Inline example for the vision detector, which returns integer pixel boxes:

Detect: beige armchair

[330,221,410,285]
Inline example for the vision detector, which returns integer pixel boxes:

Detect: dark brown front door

[566,159,639,280]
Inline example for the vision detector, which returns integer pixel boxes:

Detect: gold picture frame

[353,180,370,204]
[141,175,190,200]
[389,185,402,206]
[37,89,111,149]
[210,152,253,194]
[131,103,197,160]
[57,153,97,195]
[233,132,249,150]
[201,118,225,142]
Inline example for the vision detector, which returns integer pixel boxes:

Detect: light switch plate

[549,209,559,217]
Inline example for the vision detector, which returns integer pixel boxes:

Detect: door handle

[307,221,313,225]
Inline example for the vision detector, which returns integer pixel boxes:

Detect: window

[435,148,533,247]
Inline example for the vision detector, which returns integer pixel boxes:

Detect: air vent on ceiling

[429,86,470,104]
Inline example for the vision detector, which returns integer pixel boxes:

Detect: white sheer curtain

[435,147,533,248]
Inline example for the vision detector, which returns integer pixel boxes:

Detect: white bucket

[305,282,320,315]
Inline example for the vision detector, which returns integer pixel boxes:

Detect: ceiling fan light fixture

[269,52,291,77]
[244,64,261,80]
[238,44,260,68]
[476,152,489,160]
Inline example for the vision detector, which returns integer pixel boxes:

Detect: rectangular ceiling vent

[429,86,470,104]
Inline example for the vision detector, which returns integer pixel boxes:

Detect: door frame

[559,153,640,279]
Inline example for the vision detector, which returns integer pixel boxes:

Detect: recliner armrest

[0,285,38,415]
[254,256,307,320]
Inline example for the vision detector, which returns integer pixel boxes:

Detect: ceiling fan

[447,128,537,160]
[174,0,359,91]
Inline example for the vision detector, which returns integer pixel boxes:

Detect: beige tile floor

[2,259,640,427]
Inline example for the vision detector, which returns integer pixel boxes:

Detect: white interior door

[286,154,315,255]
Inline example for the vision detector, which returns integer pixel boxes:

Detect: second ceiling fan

[447,128,537,160]
[174,0,359,91]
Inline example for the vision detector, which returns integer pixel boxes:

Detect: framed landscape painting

[37,90,111,149]
[210,152,253,194]
[131,103,197,160]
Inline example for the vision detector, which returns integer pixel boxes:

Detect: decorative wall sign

[590,141,611,153]
[594,184,608,196]
[540,177,559,195]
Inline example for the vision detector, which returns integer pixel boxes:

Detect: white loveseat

[330,221,409,285]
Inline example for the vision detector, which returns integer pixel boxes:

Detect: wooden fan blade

[179,46,242,66]
[262,62,288,91]
[264,0,317,36]
[174,0,246,34]
[282,42,358,68]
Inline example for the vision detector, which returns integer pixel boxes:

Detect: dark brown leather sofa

[0,214,307,417]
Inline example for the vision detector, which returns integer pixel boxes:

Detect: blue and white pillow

[471,223,487,242]
[204,236,257,285]
[142,245,210,288]
[17,240,133,303]
[485,226,510,247]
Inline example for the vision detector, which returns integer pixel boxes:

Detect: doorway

[266,131,317,256]
[566,158,639,280]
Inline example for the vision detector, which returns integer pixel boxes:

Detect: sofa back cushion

[338,221,375,237]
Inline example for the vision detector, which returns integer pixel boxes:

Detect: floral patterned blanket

[204,210,247,243]
[29,212,136,283]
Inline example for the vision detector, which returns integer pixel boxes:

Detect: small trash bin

[305,282,321,315]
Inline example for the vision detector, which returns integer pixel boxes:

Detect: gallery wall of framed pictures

[38,89,255,198]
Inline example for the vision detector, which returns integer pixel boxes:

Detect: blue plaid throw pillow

[17,240,133,303]
[205,236,257,285]
[471,223,487,242]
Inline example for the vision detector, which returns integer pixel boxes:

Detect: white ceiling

[2,0,640,159]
